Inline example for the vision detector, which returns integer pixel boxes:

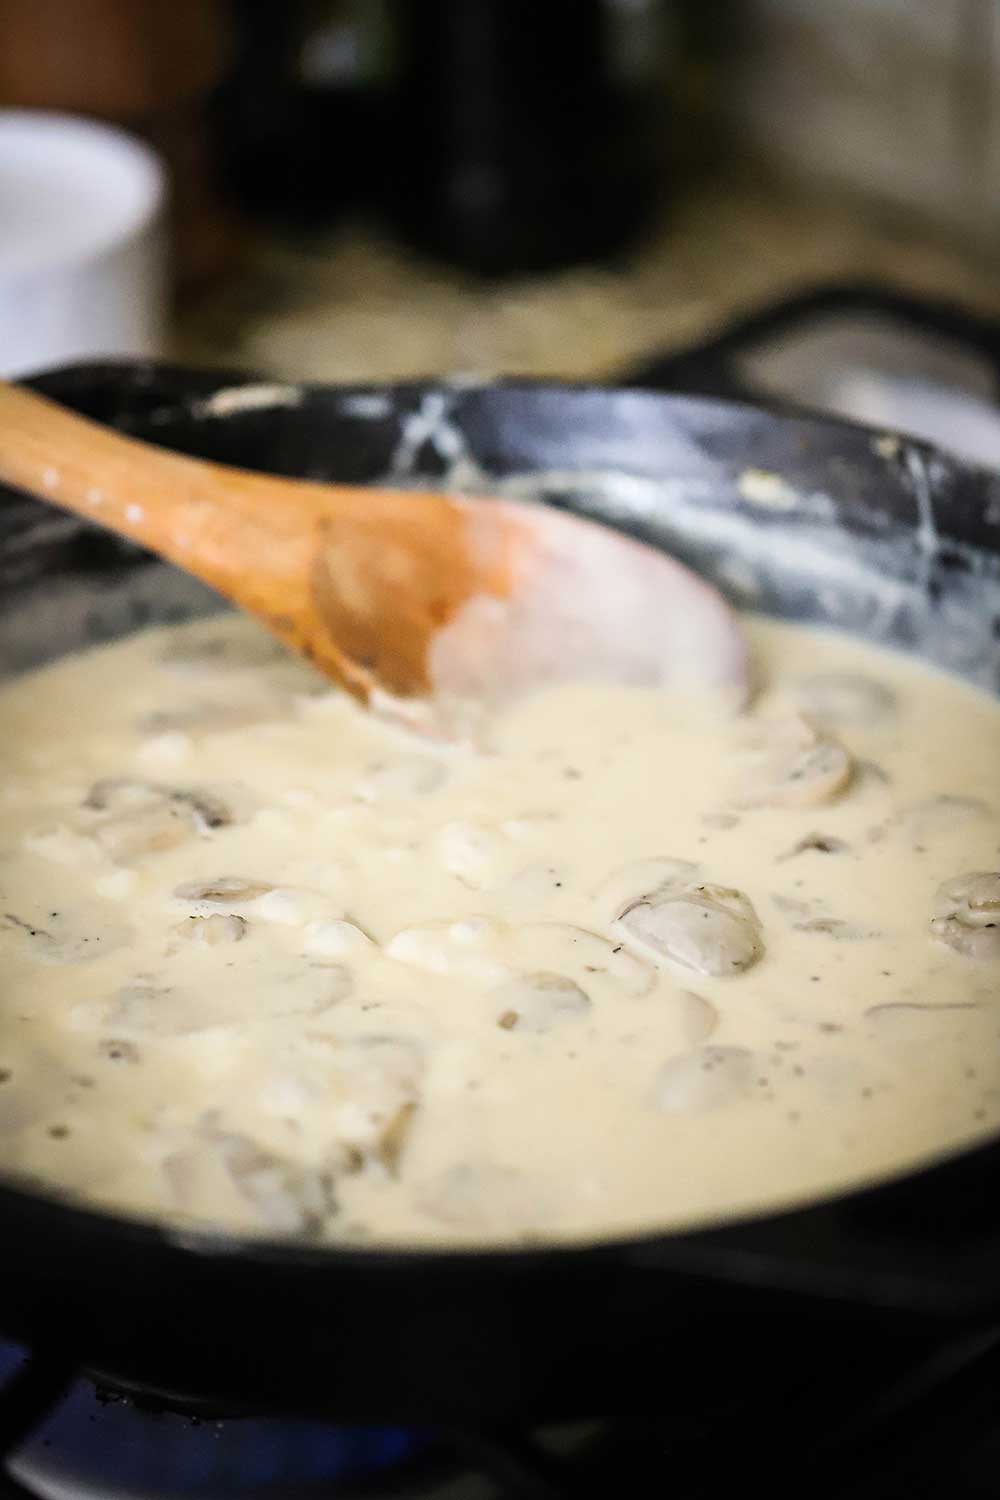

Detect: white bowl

[0,109,167,377]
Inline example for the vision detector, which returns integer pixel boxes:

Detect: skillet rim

[2,361,1000,1315]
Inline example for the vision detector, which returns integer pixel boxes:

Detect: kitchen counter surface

[173,172,1000,385]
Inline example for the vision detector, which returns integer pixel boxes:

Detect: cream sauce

[0,614,998,1245]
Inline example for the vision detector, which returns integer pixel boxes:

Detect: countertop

[173,172,1000,385]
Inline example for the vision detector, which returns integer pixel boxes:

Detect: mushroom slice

[98,1038,141,1064]
[491,972,591,1033]
[387,918,653,999]
[791,673,897,730]
[93,803,193,861]
[84,778,234,861]
[777,832,850,861]
[326,1035,424,1168]
[171,914,248,948]
[771,894,878,941]
[592,858,699,921]
[736,716,853,809]
[654,1046,758,1112]
[376,1101,418,1175]
[511,924,655,998]
[166,788,233,832]
[83,778,162,814]
[212,1131,338,1237]
[84,778,232,829]
[174,876,274,905]
[931,872,1000,961]
[616,883,763,978]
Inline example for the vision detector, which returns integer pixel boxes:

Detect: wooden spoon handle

[0,380,516,704]
[0,379,331,589]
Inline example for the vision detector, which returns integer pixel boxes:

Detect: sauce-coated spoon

[0,382,748,723]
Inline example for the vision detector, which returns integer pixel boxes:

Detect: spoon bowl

[0,381,748,726]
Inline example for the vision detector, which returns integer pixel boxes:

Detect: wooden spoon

[0,382,748,723]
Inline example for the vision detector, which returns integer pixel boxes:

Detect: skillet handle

[621,281,1000,404]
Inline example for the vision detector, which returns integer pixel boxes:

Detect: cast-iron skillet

[1,364,1000,1424]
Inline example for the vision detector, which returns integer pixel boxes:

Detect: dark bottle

[377,0,666,276]
[215,0,386,229]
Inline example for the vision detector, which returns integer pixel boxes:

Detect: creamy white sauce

[0,614,998,1246]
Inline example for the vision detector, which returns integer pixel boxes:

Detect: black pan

[2,363,1000,1425]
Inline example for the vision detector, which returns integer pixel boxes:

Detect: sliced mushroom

[325,1035,424,1168]
[98,1037,141,1064]
[83,778,163,814]
[94,803,194,861]
[654,1046,758,1112]
[166,788,233,832]
[931,872,1000,960]
[777,832,851,861]
[376,1101,418,1175]
[511,924,655,999]
[592,857,699,921]
[84,778,234,861]
[490,972,591,1033]
[84,778,231,830]
[771,892,877,941]
[212,1131,338,1237]
[791,673,897,729]
[736,716,853,810]
[616,883,763,977]
[794,917,876,940]
[387,917,653,1000]
[174,876,274,905]
[171,914,247,948]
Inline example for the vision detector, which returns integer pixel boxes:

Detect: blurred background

[6,0,1000,459]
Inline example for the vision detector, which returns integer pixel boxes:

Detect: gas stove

[4,1322,1000,1499]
